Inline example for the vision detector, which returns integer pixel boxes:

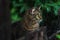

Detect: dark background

[0,0,11,40]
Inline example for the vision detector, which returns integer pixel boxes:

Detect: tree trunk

[0,0,11,40]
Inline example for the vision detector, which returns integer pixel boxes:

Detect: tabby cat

[21,7,43,32]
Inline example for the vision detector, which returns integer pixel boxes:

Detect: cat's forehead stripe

[31,8,35,14]
[32,8,35,12]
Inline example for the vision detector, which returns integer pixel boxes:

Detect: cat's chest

[22,18,39,31]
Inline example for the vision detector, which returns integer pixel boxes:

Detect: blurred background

[0,0,60,40]
[10,0,60,40]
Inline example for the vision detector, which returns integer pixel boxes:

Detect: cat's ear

[36,6,41,11]
[38,6,41,10]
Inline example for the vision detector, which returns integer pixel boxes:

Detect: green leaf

[11,8,16,14]
[11,14,22,23]
[20,6,25,13]
[56,34,60,39]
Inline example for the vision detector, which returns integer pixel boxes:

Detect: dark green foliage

[11,0,60,23]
